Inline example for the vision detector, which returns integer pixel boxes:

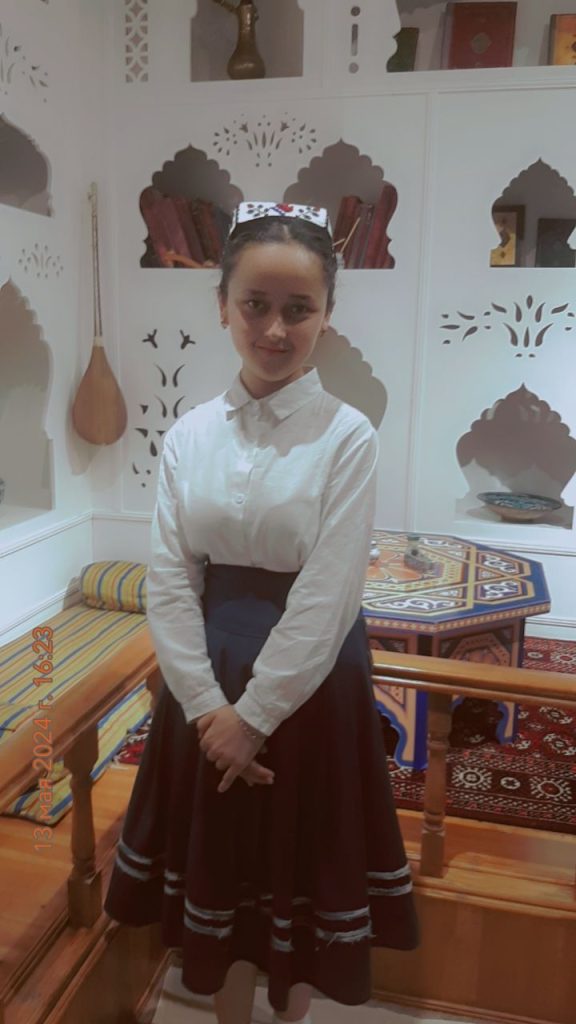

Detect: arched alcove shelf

[308,328,387,427]
[190,0,304,82]
[283,141,398,269]
[455,385,575,529]
[0,116,52,216]
[391,1,574,71]
[0,281,54,530]
[139,145,243,267]
[490,160,576,268]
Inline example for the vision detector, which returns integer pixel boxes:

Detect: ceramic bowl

[477,491,562,522]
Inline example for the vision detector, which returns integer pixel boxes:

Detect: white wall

[2,0,575,642]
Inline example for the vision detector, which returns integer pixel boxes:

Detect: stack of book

[332,185,398,268]
[139,187,232,268]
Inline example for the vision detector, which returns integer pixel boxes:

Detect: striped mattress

[0,561,153,824]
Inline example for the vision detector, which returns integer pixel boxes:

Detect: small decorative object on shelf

[72,184,128,445]
[548,14,576,65]
[442,2,517,69]
[478,492,563,522]
[212,0,266,80]
[490,205,525,267]
[387,27,419,73]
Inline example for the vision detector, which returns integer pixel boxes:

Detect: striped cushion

[0,604,149,719]
[80,560,147,613]
[0,562,154,824]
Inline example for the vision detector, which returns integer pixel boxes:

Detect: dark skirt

[104,563,419,1012]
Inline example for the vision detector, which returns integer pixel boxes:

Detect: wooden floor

[1,763,574,972]
[1,764,575,1024]
[0,764,137,978]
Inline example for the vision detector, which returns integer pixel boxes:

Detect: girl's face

[219,240,331,399]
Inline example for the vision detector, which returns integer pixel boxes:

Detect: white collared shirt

[146,365,379,736]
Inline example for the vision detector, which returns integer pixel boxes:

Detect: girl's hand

[196,706,272,793]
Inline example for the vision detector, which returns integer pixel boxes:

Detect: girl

[104,201,418,1024]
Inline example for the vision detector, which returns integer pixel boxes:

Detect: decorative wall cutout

[213,114,317,169]
[131,329,196,486]
[283,140,397,248]
[191,0,304,82]
[0,21,48,100]
[0,281,54,522]
[308,328,387,428]
[17,243,63,278]
[349,5,361,74]
[150,144,242,209]
[490,160,576,268]
[440,294,575,357]
[0,116,52,215]
[456,385,575,528]
[124,0,149,83]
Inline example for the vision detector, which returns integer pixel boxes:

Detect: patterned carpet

[112,637,576,835]
[383,637,576,834]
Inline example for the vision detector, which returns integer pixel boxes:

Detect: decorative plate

[478,492,563,522]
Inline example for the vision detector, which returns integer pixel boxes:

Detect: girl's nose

[265,315,287,340]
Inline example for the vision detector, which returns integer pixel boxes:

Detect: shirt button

[234,494,245,505]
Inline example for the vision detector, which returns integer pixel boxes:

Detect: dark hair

[218,216,337,312]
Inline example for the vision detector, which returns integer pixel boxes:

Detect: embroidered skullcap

[229,201,332,237]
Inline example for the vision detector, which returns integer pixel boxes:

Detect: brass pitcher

[213,0,266,79]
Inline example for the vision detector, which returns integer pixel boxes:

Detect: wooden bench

[0,560,159,823]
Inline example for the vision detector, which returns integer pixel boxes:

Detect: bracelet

[233,709,266,744]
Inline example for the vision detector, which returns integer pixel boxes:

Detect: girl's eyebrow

[244,289,313,300]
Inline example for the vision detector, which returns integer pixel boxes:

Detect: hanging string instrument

[72,183,127,444]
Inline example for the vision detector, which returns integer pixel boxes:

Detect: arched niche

[455,385,575,528]
[0,281,54,528]
[283,140,398,268]
[0,116,52,216]
[308,328,387,428]
[490,160,576,268]
[139,145,243,267]
[191,0,304,81]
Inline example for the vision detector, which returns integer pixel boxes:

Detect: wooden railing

[1,642,575,936]
[371,650,576,883]
[0,634,161,927]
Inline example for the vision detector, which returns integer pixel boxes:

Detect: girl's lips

[258,346,289,354]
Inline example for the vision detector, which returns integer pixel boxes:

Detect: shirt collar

[223,366,322,421]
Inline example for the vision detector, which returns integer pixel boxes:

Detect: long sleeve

[234,419,379,736]
[146,426,229,724]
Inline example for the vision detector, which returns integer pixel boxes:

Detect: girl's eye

[287,304,310,318]
[246,299,266,312]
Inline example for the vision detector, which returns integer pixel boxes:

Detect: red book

[191,200,223,264]
[443,2,517,69]
[333,195,362,266]
[363,183,398,269]
[139,187,192,267]
[347,202,374,269]
[172,197,206,264]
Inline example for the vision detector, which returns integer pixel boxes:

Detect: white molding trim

[0,585,81,643]
[0,511,92,558]
[91,509,152,523]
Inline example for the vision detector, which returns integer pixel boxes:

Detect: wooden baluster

[63,724,102,927]
[146,666,164,713]
[420,692,452,878]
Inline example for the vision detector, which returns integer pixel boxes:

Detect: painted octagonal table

[361,530,550,770]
